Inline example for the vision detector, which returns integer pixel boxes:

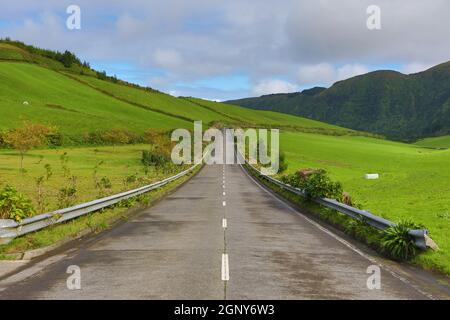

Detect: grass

[279,131,450,274]
[0,163,201,256]
[0,62,192,136]
[415,135,450,149]
[66,73,234,124]
[0,144,184,215]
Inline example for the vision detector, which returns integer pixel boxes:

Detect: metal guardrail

[0,163,201,245]
[242,161,429,250]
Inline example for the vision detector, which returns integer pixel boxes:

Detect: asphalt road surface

[0,164,448,299]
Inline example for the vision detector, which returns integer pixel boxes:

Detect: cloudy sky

[1,0,449,100]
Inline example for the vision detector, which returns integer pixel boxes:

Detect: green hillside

[0,62,191,137]
[227,62,450,141]
[0,41,356,141]
[415,135,450,149]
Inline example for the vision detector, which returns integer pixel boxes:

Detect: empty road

[0,164,448,299]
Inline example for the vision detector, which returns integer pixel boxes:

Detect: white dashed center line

[221,254,230,281]
[222,201,226,207]
[223,192,226,196]
[222,218,227,229]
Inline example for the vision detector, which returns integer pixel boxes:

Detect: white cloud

[401,62,433,74]
[298,63,369,87]
[153,48,182,69]
[298,63,336,85]
[336,64,369,81]
[252,79,299,96]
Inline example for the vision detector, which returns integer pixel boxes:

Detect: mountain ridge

[227,62,450,141]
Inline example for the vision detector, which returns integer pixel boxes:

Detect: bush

[142,150,170,167]
[381,219,425,260]
[281,169,342,200]
[0,131,7,148]
[96,176,112,197]
[278,151,288,173]
[47,131,64,147]
[0,185,35,221]
[58,176,78,207]
[83,129,140,146]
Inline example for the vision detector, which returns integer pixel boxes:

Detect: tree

[4,122,53,170]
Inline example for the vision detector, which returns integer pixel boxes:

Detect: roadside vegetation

[277,131,449,274]
[0,125,183,221]
[249,165,426,263]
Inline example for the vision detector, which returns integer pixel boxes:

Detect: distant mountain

[227,62,450,141]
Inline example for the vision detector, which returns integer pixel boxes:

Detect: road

[0,164,448,299]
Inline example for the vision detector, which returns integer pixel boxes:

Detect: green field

[0,144,175,214]
[415,135,450,149]
[280,131,450,273]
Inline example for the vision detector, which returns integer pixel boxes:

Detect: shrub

[47,131,64,147]
[97,176,112,196]
[58,176,78,207]
[34,176,48,213]
[381,219,425,260]
[123,173,138,189]
[0,185,35,221]
[0,131,7,148]
[142,150,170,167]
[101,128,133,147]
[281,169,342,200]
[44,164,53,180]
[345,218,371,240]
[278,151,288,173]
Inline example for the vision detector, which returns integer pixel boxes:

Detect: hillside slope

[227,62,450,141]
[0,40,358,142]
[0,62,191,136]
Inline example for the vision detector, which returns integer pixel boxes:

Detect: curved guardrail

[0,163,201,245]
[242,161,429,250]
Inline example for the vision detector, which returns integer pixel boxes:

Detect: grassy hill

[415,135,450,149]
[0,62,191,137]
[227,62,450,141]
[0,40,356,141]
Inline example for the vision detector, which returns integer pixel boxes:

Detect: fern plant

[381,219,424,260]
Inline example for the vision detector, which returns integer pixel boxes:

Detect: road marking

[222,201,226,207]
[222,218,227,228]
[221,254,229,281]
[240,165,436,300]
[223,185,225,189]
[223,192,226,196]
